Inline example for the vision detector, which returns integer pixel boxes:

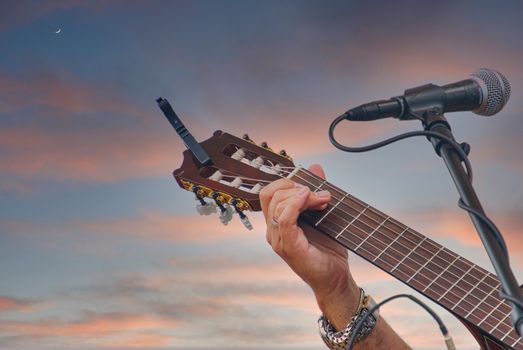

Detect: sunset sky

[1,1,523,349]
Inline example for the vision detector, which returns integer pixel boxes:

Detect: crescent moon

[55,28,61,34]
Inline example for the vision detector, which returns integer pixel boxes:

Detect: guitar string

[220,174,273,184]
[209,167,515,339]
[273,167,516,337]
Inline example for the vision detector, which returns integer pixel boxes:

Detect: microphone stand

[404,85,523,336]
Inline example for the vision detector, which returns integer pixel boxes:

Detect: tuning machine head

[192,185,217,215]
[219,205,234,225]
[260,141,273,152]
[209,191,234,225]
[279,149,292,161]
[196,202,217,216]
[232,199,253,230]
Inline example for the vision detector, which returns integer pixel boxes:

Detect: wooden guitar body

[462,319,509,349]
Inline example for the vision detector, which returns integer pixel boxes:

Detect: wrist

[313,274,360,331]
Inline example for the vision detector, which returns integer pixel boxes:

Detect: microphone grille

[470,68,511,116]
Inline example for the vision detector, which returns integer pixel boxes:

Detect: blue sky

[1,1,523,349]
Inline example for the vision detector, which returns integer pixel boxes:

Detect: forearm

[314,276,411,350]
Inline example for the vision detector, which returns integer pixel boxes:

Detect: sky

[1,0,523,349]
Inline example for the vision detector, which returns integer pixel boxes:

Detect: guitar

[173,130,521,350]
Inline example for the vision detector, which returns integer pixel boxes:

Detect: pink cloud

[81,210,263,242]
[0,313,178,336]
[0,296,36,313]
[0,70,151,119]
[0,126,181,183]
[0,69,187,187]
[0,210,263,244]
[0,312,179,346]
[405,207,523,254]
[103,332,173,348]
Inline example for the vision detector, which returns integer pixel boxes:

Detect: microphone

[344,68,511,121]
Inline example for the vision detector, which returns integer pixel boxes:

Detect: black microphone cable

[347,294,456,350]
[329,114,473,181]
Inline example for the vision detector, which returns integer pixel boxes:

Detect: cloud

[0,70,150,119]
[0,69,186,189]
[103,332,173,348]
[0,125,181,184]
[404,207,523,253]
[24,255,322,347]
[0,296,38,313]
[0,208,269,245]
[0,312,179,347]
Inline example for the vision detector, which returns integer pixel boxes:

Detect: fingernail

[294,182,304,188]
[298,186,309,196]
[316,190,330,198]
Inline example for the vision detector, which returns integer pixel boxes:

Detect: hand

[259,164,360,329]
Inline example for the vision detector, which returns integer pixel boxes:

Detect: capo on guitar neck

[156,97,213,166]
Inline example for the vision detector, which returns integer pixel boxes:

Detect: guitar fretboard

[289,168,522,349]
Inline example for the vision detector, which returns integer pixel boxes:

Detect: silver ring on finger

[271,217,279,228]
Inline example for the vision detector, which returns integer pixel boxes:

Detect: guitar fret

[501,322,514,341]
[406,246,443,283]
[354,216,389,251]
[287,167,301,179]
[437,264,476,302]
[390,236,426,272]
[465,283,499,318]
[335,205,369,239]
[313,180,327,192]
[373,228,407,262]
[478,296,505,326]
[512,336,522,347]
[315,193,348,227]
[491,311,511,334]
[451,273,487,311]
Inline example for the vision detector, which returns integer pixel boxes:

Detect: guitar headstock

[173,130,295,229]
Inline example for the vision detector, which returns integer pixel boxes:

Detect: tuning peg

[260,141,274,152]
[279,149,293,161]
[192,186,207,206]
[196,202,217,216]
[219,205,234,225]
[232,199,253,230]
[210,192,233,225]
[243,134,253,142]
[240,214,253,230]
[192,186,217,215]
